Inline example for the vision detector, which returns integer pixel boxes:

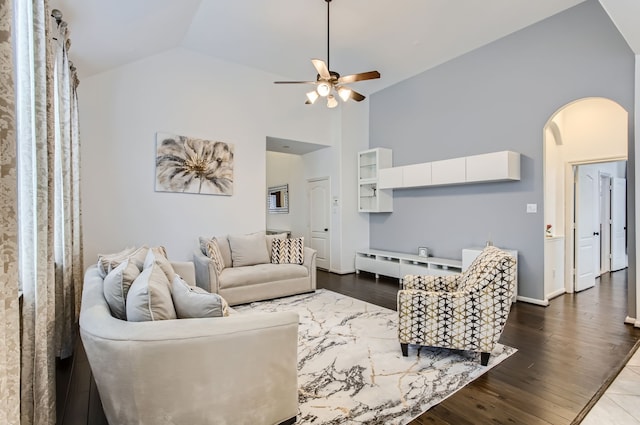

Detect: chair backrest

[459,246,516,297]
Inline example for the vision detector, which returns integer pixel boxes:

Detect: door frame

[564,157,626,293]
[307,176,331,271]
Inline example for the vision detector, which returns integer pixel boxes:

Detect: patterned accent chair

[397,246,516,366]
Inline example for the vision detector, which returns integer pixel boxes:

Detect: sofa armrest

[193,249,220,293]
[80,265,299,425]
[303,247,317,290]
[171,261,196,286]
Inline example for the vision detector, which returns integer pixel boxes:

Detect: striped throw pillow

[206,239,225,275]
[271,237,304,265]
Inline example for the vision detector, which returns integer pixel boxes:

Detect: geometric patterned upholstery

[397,246,516,365]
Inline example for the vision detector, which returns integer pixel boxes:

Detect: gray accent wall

[369,0,635,301]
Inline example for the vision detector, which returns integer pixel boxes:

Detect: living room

[2,0,640,424]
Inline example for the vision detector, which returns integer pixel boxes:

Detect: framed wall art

[155,132,234,196]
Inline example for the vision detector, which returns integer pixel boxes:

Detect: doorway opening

[543,97,628,300]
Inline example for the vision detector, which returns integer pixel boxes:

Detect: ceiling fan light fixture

[338,86,351,102]
[317,82,331,97]
[327,95,338,108]
[306,90,319,104]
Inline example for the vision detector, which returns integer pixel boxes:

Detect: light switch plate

[526,203,537,213]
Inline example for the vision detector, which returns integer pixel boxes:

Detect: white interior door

[611,177,627,271]
[308,178,330,270]
[599,174,611,274]
[575,167,597,292]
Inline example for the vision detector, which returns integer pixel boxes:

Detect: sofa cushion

[206,239,225,275]
[265,232,288,258]
[172,276,230,318]
[228,233,270,267]
[103,259,141,320]
[143,246,176,282]
[219,263,308,289]
[126,263,177,321]
[97,245,149,278]
[271,237,304,265]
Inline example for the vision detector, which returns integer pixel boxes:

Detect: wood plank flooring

[57,269,640,425]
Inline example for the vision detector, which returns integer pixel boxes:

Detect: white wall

[79,47,334,268]
[266,151,306,237]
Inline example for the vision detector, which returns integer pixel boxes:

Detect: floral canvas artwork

[155,132,234,195]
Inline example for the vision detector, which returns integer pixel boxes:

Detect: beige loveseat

[194,232,317,306]
[80,261,299,425]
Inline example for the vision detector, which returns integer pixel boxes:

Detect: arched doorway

[543,97,628,300]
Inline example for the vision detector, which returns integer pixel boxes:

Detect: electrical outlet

[526,203,537,213]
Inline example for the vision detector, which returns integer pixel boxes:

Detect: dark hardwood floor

[58,269,640,425]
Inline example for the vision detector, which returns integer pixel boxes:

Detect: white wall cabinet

[465,151,520,182]
[378,150,520,190]
[358,148,393,212]
[432,157,466,185]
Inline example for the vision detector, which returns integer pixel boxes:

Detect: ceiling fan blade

[349,89,366,102]
[337,71,381,84]
[311,59,331,80]
[274,81,316,84]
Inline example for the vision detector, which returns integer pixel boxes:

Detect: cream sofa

[194,233,317,306]
[80,261,299,425]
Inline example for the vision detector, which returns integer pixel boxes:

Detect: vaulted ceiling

[50,0,639,95]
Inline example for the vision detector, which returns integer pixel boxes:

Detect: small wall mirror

[267,184,289,214]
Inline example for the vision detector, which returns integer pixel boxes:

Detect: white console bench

[355,249,462,283]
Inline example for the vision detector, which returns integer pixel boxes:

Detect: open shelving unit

[355,249,462,283]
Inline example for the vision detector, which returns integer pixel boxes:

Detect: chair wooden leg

[401,343,408,357]
[480,352,490,366]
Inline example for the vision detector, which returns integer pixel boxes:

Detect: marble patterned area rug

[234,289,516,425]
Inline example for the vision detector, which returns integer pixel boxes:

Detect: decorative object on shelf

[267,184,289,214]
[274,0,381,108]
[417,247,429,258]
[546,224,553,237]
[155,132,234,195]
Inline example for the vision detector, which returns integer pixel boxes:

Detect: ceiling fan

[274,0,380,108]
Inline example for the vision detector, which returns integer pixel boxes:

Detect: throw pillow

[171,276,230,318]
[199,235,233,268]
[206,239,225,275]
[126,263,177,322]
[143,246,175,283]
[271,237,305,265]
[228,233,270,267]
[265,232,288,258]
[103,259,141,320]
[96,246,135,278]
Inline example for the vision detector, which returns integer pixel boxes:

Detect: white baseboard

[516,295,549,306]
[625,316,637,326]
[545,289,566,301]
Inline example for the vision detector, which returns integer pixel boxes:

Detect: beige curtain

[13,1,83,424]
[52,15,82,360]
[0,0,22,423]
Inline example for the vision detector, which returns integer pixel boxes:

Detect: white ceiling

[50,0,639,95]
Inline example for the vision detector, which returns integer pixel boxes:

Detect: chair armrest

[192,249,220,293]
[170,261,196,286]
[303,247,317,289]
[403,274,461,291]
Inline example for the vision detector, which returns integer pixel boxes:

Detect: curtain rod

[51,9,63,25]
